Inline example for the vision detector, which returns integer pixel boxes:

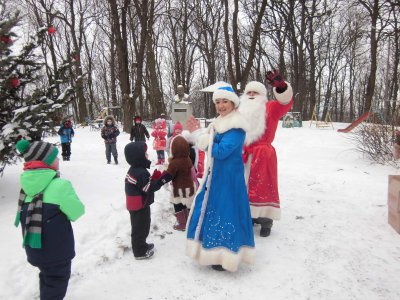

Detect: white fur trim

[244,81,267,96]
[238,95,267,145]
[190,111,250,150]
[250,205,281,220]
[186,239,255,272]
[190,128,209,151]
[244,154,252,186]
[181,130,196,144]
[273,82,293,105]
[197,134,210,151]
[212,111,249,134]
[170,194,194,207]
[213,89,240,108]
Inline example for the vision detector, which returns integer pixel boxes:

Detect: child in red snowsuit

[151,118,167,165]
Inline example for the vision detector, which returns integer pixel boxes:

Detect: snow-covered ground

[1,121,400,300]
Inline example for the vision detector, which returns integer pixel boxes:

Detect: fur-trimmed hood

[211,110,249,134]
[104,115,116,125]
[170,135,190,159]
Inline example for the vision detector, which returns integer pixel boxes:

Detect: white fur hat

[212,86,240,108]
[244,81,267,96]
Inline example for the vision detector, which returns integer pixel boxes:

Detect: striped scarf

[14,189,43,249]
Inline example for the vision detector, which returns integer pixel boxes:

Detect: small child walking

[151,118,167,165]
[124,142,164,259]
[14,139,85,299]
[58,119,74,161]
[101,116,120,164]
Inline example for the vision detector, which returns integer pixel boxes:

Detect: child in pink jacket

[151,118,167,165]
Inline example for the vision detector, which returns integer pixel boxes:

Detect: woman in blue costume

[185,85,255,272]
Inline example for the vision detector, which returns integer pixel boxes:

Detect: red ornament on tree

[47,26,56,35]
[0,35,12,44]
[10,77,20,88]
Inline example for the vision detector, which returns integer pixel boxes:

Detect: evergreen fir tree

[0,5,73,175]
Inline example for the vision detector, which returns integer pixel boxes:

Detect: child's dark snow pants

[129,206,151,257]
[38,260,71,300]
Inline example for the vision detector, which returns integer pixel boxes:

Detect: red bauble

[0,35,12,44]
[48,26,56,35]
[10,77,20,88]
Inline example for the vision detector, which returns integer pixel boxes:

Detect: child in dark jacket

[58,119,75,161]
[124,142,164,259]
[130,116,150,142]
[14,139,85,300]
[101,115,120,164]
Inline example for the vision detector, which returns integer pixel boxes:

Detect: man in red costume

[239,71,293,237]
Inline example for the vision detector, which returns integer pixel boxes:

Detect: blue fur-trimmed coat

[186,110,255,272]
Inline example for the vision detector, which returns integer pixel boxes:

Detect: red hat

[174,122,183,131]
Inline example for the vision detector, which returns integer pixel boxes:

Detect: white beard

[238,94,267,145]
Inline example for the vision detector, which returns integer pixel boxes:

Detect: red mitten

[151,169,163,180]
[266,69,287,91]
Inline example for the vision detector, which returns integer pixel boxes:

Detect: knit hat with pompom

[16,140,59,166]
[174,122,183,132]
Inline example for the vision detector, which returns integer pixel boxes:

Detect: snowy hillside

[1,121,400,300]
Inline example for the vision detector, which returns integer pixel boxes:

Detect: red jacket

[152,128,167,150]
[243,99,293,219]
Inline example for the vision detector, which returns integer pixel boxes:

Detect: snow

[12,106,29,115]
[57,87,72,101]
[1,123,16,136]
[1,121,400,300]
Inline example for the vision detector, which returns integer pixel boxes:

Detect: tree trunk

[68,0,88,123]
[107,0,132,132]
[359,0,380,113]
[146,1,165,118]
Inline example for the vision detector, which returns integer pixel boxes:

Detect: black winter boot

[146,243,154,251]
[114,157,118,165]
[260,218,273,237]
[211,265,226,271]
[135,248,154,260]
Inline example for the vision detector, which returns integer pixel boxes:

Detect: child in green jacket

[15,139,85,300]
